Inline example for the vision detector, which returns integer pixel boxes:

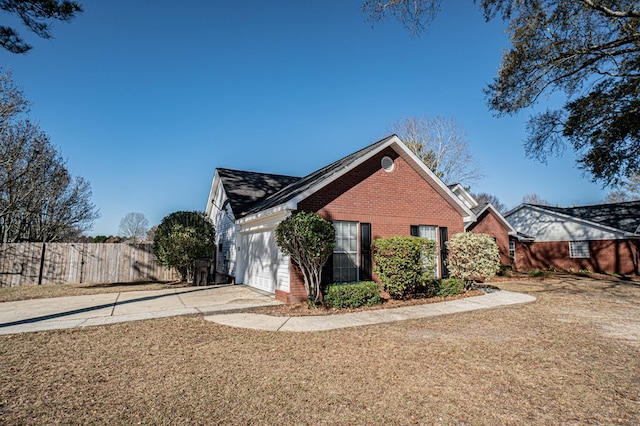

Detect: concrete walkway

[205,290,536,332]
[0,285,280,335]
[0,285,536,335]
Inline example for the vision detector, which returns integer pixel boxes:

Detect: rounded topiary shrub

[153,211,216,282]
[372,236,436,299]
[324,281,382,309]
[447,232,500,287]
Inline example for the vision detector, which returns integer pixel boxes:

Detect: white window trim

[333,221,359,283]
[569,241,590,259]
[416,225,439,278]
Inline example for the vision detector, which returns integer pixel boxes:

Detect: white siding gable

[508,206,625,242]
[207,175,240,276]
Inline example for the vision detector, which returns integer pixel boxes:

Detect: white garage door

[242,229,288,294]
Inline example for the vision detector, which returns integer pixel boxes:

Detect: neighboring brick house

[448,184,517,266]
[205,135,478,303]
[505,202,640,275]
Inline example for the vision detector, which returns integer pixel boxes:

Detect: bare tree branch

[391,116,484,186]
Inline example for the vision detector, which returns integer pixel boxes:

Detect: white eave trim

[234,135,476,226]
[205,169,221,216]
[465,203,517,235]
[235,204,293,227]
[449,183,479,209]
[285,135,475,221]
[395,140,476,221]
[286,136,400,208]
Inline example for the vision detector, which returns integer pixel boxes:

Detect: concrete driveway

[0,285,280,335]
[0,284,538,335]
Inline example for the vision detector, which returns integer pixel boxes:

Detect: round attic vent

[381,156,394,172]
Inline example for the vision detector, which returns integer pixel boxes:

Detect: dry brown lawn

[1,274,639,425]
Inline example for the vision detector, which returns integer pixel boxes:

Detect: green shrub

[324,281,382,309]
[154,211,216,282]
[414,279,439,298]
[435,278,464,297]
[498,264,512,277]
[372,236,437,299]
[447,232,500,287]
[528,269,551,278]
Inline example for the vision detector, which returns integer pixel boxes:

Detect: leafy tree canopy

[364,1,640,185]
[1,0,82,53]
[153,211,215,282]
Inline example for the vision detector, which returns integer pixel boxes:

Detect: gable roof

[242,135,396,216]
[466,203,517,235]
[234,135,475,223]
[216,168,299,219]
[448,183,479,210]
[506,201,640,236]
[535,201,640,235]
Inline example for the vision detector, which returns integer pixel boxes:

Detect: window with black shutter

[359,223,372,281]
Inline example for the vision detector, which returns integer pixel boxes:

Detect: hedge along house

[505,202,640,276]
[205,135,476,303]
[448,184,517,266]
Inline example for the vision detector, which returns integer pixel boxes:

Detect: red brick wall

[467,209,512,265]
[282,147,466,303]
[513,239,639,276]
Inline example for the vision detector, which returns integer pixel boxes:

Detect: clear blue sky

[3,0,608,236]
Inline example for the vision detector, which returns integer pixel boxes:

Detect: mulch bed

[251,288,485,316]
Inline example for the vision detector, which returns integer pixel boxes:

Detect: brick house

[206,135,485,303]
[448,183,517,266]
[505,202,640,275]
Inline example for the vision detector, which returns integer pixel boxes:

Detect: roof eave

[205,169,221,216]
[235,203,295,226]
[285,135,400,207]
[234,134,476,225]
[510,203,633,237]
[395,140,475,220]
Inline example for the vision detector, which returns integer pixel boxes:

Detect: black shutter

[439,227,449,278]
[321,254,333,286]
[359,223,372,281]
[410,225,419,237]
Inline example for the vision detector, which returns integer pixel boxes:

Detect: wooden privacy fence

[0,242,178,287]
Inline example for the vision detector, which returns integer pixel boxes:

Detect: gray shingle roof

[529,201,640,234]
[217,168,300,219]
[240,135,397,216]
[471,203,488,216]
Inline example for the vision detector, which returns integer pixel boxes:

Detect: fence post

[37,243,46,285]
